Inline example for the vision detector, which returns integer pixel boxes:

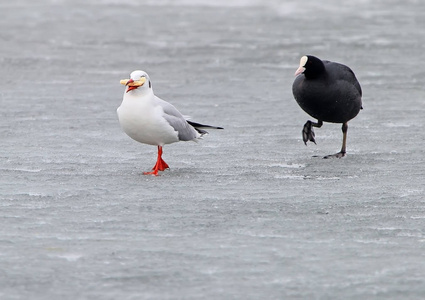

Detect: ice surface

[1,0,425,299]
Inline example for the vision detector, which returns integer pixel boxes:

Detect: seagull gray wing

[154,96,199,141]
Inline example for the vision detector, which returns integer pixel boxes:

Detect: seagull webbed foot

[142,145,169,176]
[143,170,160,176]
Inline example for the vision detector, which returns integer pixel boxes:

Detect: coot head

[295,55,325,79]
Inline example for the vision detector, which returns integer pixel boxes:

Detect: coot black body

[292,55,362,158]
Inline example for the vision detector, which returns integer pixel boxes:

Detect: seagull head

[120,70,152,94]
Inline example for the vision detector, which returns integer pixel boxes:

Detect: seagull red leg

[155,146,169,171]
[143,146,169,176]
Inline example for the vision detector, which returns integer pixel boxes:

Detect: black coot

[292,55,362,158]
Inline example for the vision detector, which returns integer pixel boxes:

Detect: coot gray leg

[323,122,348,159]
[302,120,323,145]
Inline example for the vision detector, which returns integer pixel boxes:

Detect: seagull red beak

[119,77,146,93]
[126,79,138,93]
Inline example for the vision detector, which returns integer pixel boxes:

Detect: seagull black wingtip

[187,120,223,130]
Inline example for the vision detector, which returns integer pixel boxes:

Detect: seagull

[292,55,363,158]
[117,70,223,176]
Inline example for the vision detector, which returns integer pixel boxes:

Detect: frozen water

[1,0,425,299]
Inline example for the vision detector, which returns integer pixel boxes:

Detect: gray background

[1,0,425,299]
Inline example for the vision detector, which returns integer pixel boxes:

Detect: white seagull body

[117,70,222,176]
